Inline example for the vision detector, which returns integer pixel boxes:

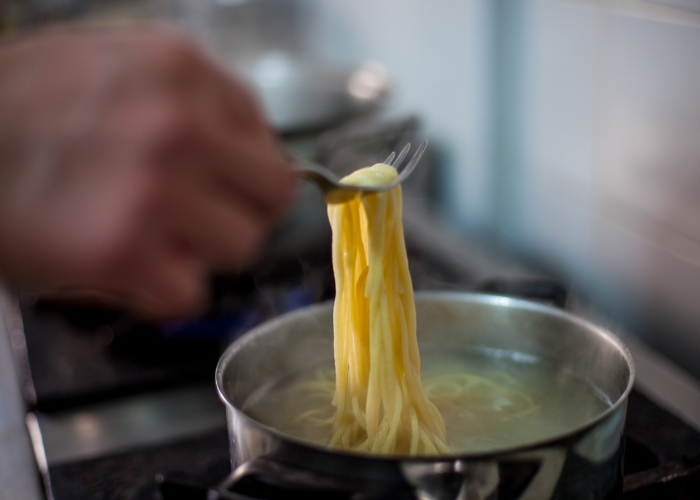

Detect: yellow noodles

[325,163,449,455]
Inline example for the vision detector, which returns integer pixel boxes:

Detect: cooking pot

[214,292,634,499]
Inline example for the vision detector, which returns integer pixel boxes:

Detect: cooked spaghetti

[240,164,611,456]
[325,163,449,455]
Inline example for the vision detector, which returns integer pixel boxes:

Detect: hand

[0,27,294,317]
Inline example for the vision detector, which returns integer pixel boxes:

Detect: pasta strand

[326,163,448,455]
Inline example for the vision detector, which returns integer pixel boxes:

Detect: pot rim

[215,290,635,462]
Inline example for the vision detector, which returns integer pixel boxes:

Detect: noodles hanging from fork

[326,163,449,455]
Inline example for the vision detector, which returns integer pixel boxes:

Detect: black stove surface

[42,390,700,500]
[48,427,230,500]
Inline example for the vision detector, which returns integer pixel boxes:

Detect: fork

[295,140,428,203]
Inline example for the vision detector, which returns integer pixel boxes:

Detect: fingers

[125,241,208,317]
[98,124,285,313]
[175,53,296,222]
[99,232,209,318]
[0,27,297,318]
[174,120,295,222]
[125,41,295,223]
[90,35,293,315]
[162,171,267,269]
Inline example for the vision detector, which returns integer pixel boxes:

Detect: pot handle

[209,457,411,500]
[477,279,567,310]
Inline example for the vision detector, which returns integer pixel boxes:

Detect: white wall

[302,0,495,232]
[516,0,700,377]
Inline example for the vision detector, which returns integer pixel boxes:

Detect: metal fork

[295,140,428,203]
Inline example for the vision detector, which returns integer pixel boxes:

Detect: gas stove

[5,118,700,499]
[32,390,700,500]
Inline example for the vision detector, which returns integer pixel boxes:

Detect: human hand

[0,27,294,317]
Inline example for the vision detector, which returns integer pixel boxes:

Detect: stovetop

[22,222,700,499]
[37,390,700,500]
[12,117,700,499]
[24,220,700,499]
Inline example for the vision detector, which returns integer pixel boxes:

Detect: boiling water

[242,347,611,455]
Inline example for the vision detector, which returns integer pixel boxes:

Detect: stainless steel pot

[214,292,634,500]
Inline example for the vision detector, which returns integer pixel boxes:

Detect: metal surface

[296,141,428,204]
[215,292,635,500]
[0,290,43,500]
[28,382,226,468]
[572,307,700,433]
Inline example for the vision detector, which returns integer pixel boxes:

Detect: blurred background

[3,0,700,379]
[3,1,700,498]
